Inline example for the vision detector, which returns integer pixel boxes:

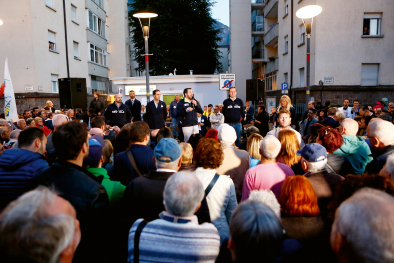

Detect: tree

[129,0,222,75]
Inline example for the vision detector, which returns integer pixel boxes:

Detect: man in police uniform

[104,94,132,128]
[145,89,167,130]
[177,88,203,143]
[222,87,244,146]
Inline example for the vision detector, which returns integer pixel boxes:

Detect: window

[71,5,77,22]
[299,68,305,87]
[363,13,382,36]
[73,41,79,58]
[300,25,305,44]
[285,0,288,15]
[284,35,288,53]
[46,0,53,8]
[361,64,379,86]
[89,43,107,66]
[88,10,106,38]
[91,75,107,94]
[48,31,56,51]
[92,0,104,9]
[51,74,58,93]
[265,73,277,91]
[284,73,288,84]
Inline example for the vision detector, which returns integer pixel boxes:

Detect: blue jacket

[199,115,208,137]
[125,98,142,122]
[0,149,49,209]
[177,98,203,127]
[245,106,255,124]
[319,116,340,128]
[113,144,156,186]
[169,100,180,118]
[145,100,167,129]
[302,117,318,138]
[104,102,132,128]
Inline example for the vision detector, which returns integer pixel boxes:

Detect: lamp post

[133,12,158,103]
[296,5,322,105]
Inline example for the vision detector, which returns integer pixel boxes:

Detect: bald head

[331,188,394,262]
[260,135,281,160]
[367,120,394,147]
[341,118,358,136]
[52,114,68,129]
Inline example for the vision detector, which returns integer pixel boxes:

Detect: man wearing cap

[297,143,343,214]
[122,138,211,229]
[85,135,125,204]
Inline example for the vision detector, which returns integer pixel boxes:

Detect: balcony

[266,57,279,74]
[252,16,264,35]
[264,22,278,46]
[251,0,265,10]
[252,46,264,63]
[264,0,278,18]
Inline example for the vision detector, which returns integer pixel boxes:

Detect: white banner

[4,58,19,122]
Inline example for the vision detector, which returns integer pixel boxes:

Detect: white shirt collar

[156,168,177,173]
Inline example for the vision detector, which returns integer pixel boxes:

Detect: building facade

[231,0,394,106]
[0,0,129,111]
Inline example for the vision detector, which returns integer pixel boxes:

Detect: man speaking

[177,88,203,142]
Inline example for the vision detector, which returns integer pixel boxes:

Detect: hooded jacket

[333,135,373,174]
[0,149,49,209]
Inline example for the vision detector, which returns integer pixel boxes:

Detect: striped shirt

[128,212,220,263]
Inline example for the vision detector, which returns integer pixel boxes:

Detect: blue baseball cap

[154,138,181,162]
[296,143,327,162]
[85,135,105,166]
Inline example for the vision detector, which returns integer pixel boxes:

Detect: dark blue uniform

[145,100,167,129]
[222,98,244,124]
[176,99,203,127]
[104,102,132,128]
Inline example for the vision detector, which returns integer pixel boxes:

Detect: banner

[4,58,19,122]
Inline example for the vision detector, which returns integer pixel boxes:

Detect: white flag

[4,58,19,122]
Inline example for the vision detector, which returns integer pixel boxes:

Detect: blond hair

[247,133,263,159]
[102,139,113,164]
[278,95,293,110]
[277,129,301,167]
[180,142,193,165]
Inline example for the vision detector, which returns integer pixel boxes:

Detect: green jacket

[87,167,126,204]
[334,135,373,174]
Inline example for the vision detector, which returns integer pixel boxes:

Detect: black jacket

[89,99,105,114]
[222,98,244,123]
[319,116,340,128]
[177,98,203,127]
[125,98,142,122]
[255,111,269,136]
[104,102,132,128]
[145,100,167,129]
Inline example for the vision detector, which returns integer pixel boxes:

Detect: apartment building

[232,0,394,106]
[0,0,129,102]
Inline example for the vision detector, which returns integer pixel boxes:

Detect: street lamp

[133,12,158,103]
[296,5,322,105]
[0,20,3,26]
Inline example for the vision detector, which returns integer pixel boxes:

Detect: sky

[211,0,229,26]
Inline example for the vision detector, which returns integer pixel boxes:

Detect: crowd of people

[0,88,394,263]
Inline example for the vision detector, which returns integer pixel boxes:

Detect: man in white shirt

[209,105,224,130]
[267,108,304,147]
[338,99,353,119]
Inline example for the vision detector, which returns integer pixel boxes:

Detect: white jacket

[338,107,354,119]
[195,167,237,243]
[210,113,225,130]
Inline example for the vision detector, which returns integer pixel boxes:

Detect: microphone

[192,96,195,109]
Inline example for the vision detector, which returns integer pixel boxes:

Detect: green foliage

[129,0,223,75]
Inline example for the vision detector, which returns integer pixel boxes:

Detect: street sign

[219,74,236,90]
[281,83,288,94]
[324,77,334,84]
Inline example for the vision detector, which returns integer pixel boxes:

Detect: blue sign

[224,80,233,89]
[281,83,288,94]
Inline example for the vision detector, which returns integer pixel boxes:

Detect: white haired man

[216,124,250,202]
[46,113,68,152]
[247,190,281,218]
[379,153,394,180]
[367,119,394,173]
[241,135,294,201]
[298,143,343,214]
[128,171,220,263]
[333,118,372,174]
[0,187,81,263]
[331,188,394,263]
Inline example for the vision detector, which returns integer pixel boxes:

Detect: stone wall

[266,85,394,106]
[0,93,109,115]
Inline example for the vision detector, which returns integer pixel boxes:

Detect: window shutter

[48,31,55,43]
[361,64,379,86]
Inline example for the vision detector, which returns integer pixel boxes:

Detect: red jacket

[36,124,51,136]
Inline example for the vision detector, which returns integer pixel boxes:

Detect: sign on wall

[324,77,334,84]
[124,85,157,95]
[281,83,288,94]
[266,97,276,114]
[219,74,236,90]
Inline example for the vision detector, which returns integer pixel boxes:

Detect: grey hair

[260,135,281,160]
[302,157,327,173]
[52,114,68,129]
[248,190,281,218]
[0,187,75,263]
[163,171,204,216]
[368,120,394,146]
[332,188,394,262]
[17,119,25,125]
[229,201,283,262]
[335,112,346,124]
[156,156,181,170]
[385,153,394,180]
